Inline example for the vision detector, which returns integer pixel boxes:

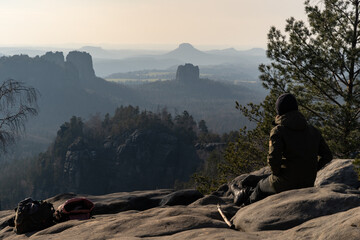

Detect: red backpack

[55,198,94,222]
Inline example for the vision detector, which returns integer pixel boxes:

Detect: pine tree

[256,0,360,157]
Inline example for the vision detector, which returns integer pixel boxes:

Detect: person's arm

[267,127,284,175]
[317,134,333,171]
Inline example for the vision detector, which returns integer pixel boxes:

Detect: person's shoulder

[270,125,285,135]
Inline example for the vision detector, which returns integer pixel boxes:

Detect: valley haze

[0,43,267,162]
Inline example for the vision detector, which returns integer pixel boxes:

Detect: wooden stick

[217,203,234,229]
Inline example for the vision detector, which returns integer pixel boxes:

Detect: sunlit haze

[0,0,307,49]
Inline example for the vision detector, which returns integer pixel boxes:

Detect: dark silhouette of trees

[198,120,208,134]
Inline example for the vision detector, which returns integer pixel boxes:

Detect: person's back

[233,93,332,205]
[268,110,332,192]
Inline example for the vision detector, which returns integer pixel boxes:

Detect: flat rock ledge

[1,159,360,239]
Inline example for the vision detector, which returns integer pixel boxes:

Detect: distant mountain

[205,47,240,56]
[206,47,266,57]
[78,46,115,59]
[93,43,268,77]
[161,43,217,64]
[79,46,167,60]
[240,48,266,56]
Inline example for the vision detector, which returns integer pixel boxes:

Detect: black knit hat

[275,93,298,116]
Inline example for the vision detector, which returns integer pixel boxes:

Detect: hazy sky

[0,0,307,49]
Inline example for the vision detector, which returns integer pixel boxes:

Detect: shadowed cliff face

[66,51,95,82]
[41,51,65,66]
[61,129,200,194]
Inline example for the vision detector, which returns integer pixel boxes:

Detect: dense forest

[0,106,237,209]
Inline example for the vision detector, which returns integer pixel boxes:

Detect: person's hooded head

[275,93,298,116]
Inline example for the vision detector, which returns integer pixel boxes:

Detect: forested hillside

[0,106,229,209]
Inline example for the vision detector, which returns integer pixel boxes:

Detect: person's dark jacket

[268,110,332,193]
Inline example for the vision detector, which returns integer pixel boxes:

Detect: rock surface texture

[1,159,360,239]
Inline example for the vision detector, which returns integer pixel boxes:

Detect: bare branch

[0,79,38,152]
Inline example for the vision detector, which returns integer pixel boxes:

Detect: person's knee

[259,177,276,194]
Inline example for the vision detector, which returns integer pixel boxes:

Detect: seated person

[234,93,333,205]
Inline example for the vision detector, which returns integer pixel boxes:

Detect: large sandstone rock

[277,205,360,240]
[160,189,203,206]
[1,159,360,239]
[315,159,359,188]
[230,159,360,232]
[176,63,200,82]
[231,183,360,231]
[228,158,359,196]
[66,51,95,81]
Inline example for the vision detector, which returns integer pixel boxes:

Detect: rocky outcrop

[160,189,203,206]
[63,137,97,192]
[66,51,95,81]
[1,159,359,239]
[41,51,65,66]
[61,129,201,194]
[109,129,201,192]
[315,159,359,188]
[176,63,200,82]
[231,183,360,231]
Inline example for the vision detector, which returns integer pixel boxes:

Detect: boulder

[277,205,360,240]
[228,158,360,198]
[2,159,360,239]
[231,183,360,231]
[229,167,271,189]
[160,189,203,206]
[190,195,226,206]
[315,159,359,188]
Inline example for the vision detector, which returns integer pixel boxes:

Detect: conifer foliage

[257,0,360,157]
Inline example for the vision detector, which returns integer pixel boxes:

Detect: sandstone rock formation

[41,51,65,66]
[176,63,200,82]
[1,159,359,239]
[315,158,359,188]
[231,183,360,231]
[60,129,201,195]
[66,51,96,81]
